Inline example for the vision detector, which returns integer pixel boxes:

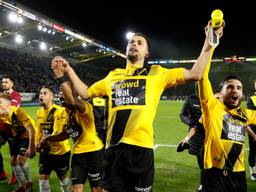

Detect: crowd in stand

[0,47,121,94]
[0,47,53,93]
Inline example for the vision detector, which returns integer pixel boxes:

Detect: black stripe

[110,109,132,146]
[92,105,105,131]
[224,143,243,171]
[133,66,152,76]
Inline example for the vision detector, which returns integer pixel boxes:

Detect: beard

[224,99,241,109]
[127,54,139,63]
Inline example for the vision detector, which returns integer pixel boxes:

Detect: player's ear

[145,51,150,58]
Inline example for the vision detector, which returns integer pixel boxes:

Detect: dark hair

[133,33,151,54]
[42,85,55,94]
[2,75,15,84]
[223,75,242,83]
[215,81,224,93]
[221,75,242,90]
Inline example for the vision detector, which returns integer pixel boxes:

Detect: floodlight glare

[15,35,23,44]
[8,12,18,23]
[82,42,87,47]
[38,24,43,31]
[17,17,23,24]
[126,31,135,40]
[43,27,47,32]
[40,42,47,50]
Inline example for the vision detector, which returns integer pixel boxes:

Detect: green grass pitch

[0,101,256,191]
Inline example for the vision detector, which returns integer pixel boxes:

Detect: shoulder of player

[52,104,65,114]
[249,95,256,101]
[11,90,21,97]
[110,68,126,74]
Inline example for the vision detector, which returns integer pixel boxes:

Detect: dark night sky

[10,0,256,59]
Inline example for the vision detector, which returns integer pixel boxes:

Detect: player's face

[1,78,13,91]
[126,35,149,63]
[0,97,11,115]
[221,79,243,109]
[39,88,54,106]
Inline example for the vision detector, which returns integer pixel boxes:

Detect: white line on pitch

[154,144,249,151]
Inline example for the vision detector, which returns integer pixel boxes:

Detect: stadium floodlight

[27,40,31,44]
[47,29,52,34]
[82,42,87,47]
[39,42,47,50]
[49,47,53,51]
[43,27,47,32]
[8,12,18,23]
[37,24,43,31]
[66,36,69,40]
[52,31,56,35]
[126,31,135,40]
[17,17,24,24]
[15,35,23,44]
[70,38,74,42]
[8,12,24,24]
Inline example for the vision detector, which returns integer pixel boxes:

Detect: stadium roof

[0,0,126,64]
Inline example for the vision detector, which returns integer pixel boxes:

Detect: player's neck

[43,102,53,110]
[4,89,13,94]
[127,60,144,68]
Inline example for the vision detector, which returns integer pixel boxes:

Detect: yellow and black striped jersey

[65,100,103,154]
[88,63,185,149]
[36,104,70,155]
[199,63,256,172]
[0,106,35,139]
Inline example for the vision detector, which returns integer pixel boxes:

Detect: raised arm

[198,21,225,102]
[51,56,89,100]
[184,21,224,82]
[60,81,86,113]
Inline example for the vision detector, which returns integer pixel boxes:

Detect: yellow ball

[211,9,224,28]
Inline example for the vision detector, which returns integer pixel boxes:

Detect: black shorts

[39,151,70,177]
[110,143,154,192]
[100,148,115,190]
[0,131,7,146]
[71,149,104,187]
[203,168,247,192]
[10,138,29,157]
[0,131,14,148]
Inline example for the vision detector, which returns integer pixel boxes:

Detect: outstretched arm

[184,21,224,82]
[51,56,89,100]
[198,21,225,102]
[44,131,69,143]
